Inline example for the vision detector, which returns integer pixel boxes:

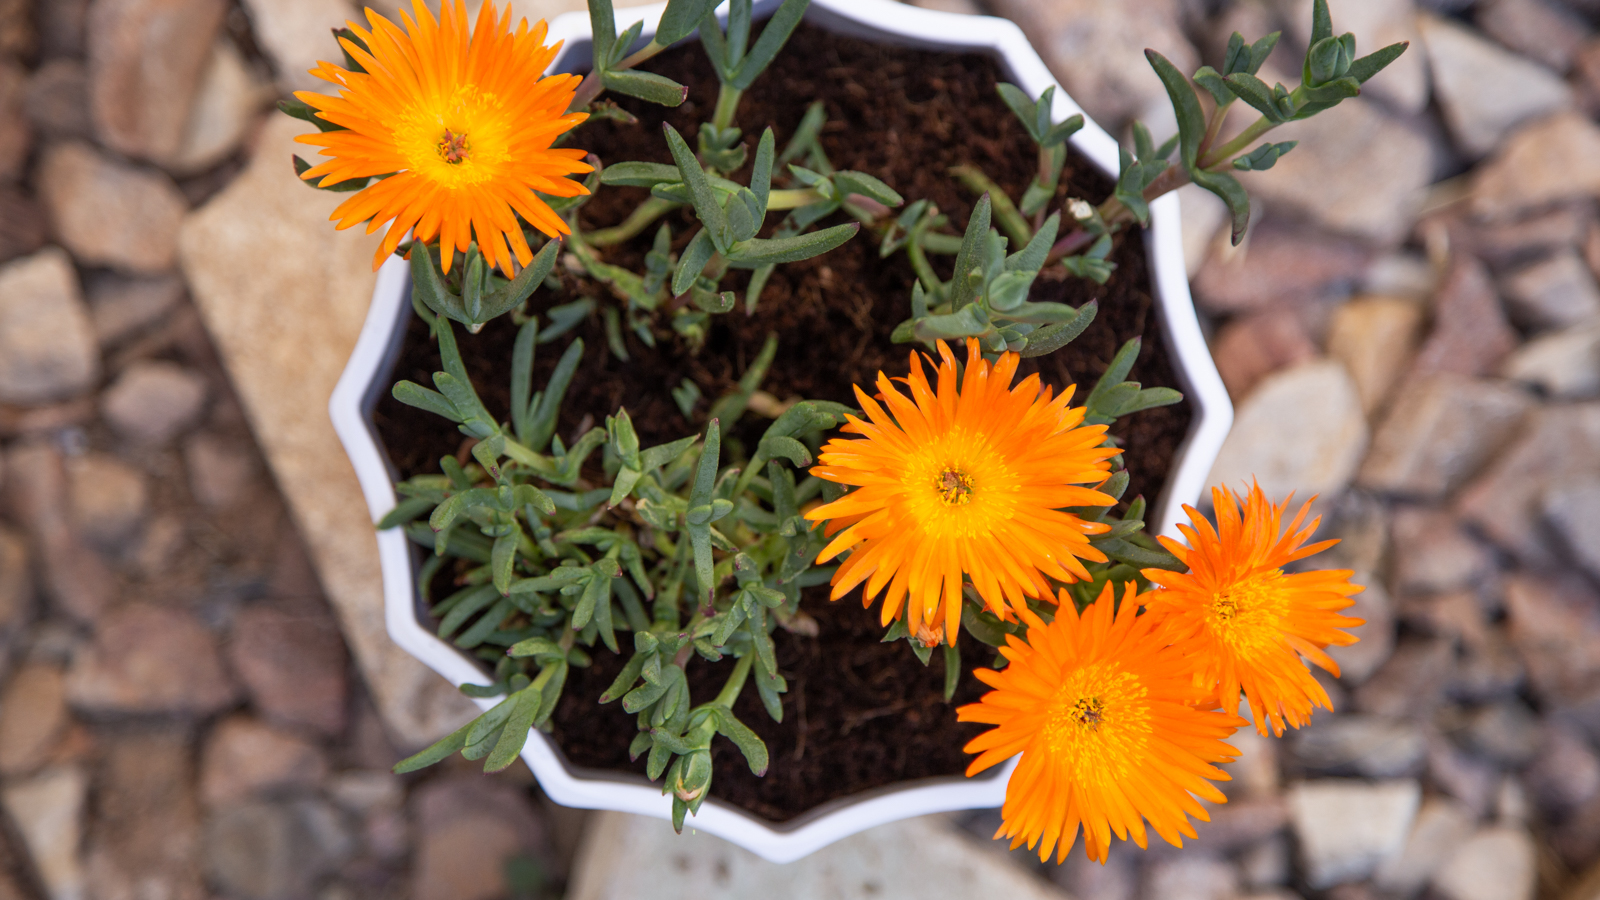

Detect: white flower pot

[328,0,1232,864]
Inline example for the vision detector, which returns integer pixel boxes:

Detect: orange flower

[959,583,1245,864]
[1140,483,1364,737]
[294,0,592,273]
[804,339,1119,643]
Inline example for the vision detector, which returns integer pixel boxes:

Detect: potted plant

[309,0,1402,864]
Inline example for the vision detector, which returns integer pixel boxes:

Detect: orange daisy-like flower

[294,0,593,273]
[959,583,1245,864]
[803,339,1119,643]
[1140,483,1364,737]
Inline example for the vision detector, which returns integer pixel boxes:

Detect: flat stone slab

[568,812,1070,900]
[178,113,475,748]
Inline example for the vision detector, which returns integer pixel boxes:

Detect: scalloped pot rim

[327,0,1233,864]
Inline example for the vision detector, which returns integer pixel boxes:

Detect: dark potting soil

[376,23,1193,821]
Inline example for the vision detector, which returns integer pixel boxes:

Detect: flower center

[935,467,974,505]
[1068,696,1105,729]
[438,129,470,164]
[1207,569,1291,658]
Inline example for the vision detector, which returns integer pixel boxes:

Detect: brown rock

[1410,257,1520,381]
[1193,225,1370,315]
[199,715,328,807]
[65,602,239,716]
[1212,309,1318,400]
[87,0,226,164]
[1330,576,1396,686]
[1191,797,1289,852]
[1458,404,1600,565]
[37,141,188,274]
[1526,725,1600,813]
[1327,296,1428,416]
[0,526,29,632]
[85,730,205,900]
[0,186,47,266]
[1355,637,1455,719]
[238,0,364,94]
[183,432,257,508]
[3,442,116,624]
[1357,374,1533,499]
[1429,733,1500,817]
[413,775,549,900]
[1467,204,1592,269]
[37,0,86,58]
[1472,112,1600,220]
[1503,573,1600,707]
[23,59,92,141]
[100,360,208,445]
[0,0,30,58]
[0,58,30,183]
[1389,507,1494,595]
[228,604,348,736]
[0,247,100,405]
[1476,0,1590,73]
[0,664,69,777]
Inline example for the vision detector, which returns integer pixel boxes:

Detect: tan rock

[1289,780,1420,889]
[0,247,99,405]
[200,715,329,806]
[65,602,239,716]
[1327,296,1427,416]
[1357,374,1533,498]
[3,767,87,900]
[1472,112,1600,220]
[1432,827,1536,900]
[0,665,69,777]
[241,0,360,93]
[87,0,226,163]
[1242,96,1434,245]
[1193,224,1370,315]
[1502,322,1600,399]
[170,39,269,175]
[38,142,188,274]
[66,452,149,551]
[1374,796,1476,896]
[1502,250,1600,331]
[1208,359,1368,503]
[179,113,475,746]
[183,432,258,508]
[984,0,1198,129]
[1419,13,1573,158]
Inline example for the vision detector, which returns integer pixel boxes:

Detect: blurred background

[0,0,1598,898]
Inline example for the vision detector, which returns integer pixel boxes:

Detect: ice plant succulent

[805,338,1120,643]
[293,0,593,273]
[959,583,1246,864]
[1140,483,1364,737]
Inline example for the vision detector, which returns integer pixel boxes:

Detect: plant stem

[585,197,679,246]
[1199,115,1275,169]
[712,83,743,132]
[949,165,1032,246]
[570,70,605,112]
[618,39,666,72]
[765,188,825,210]
[1197,98,1234,162]
[714,654,754,706]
